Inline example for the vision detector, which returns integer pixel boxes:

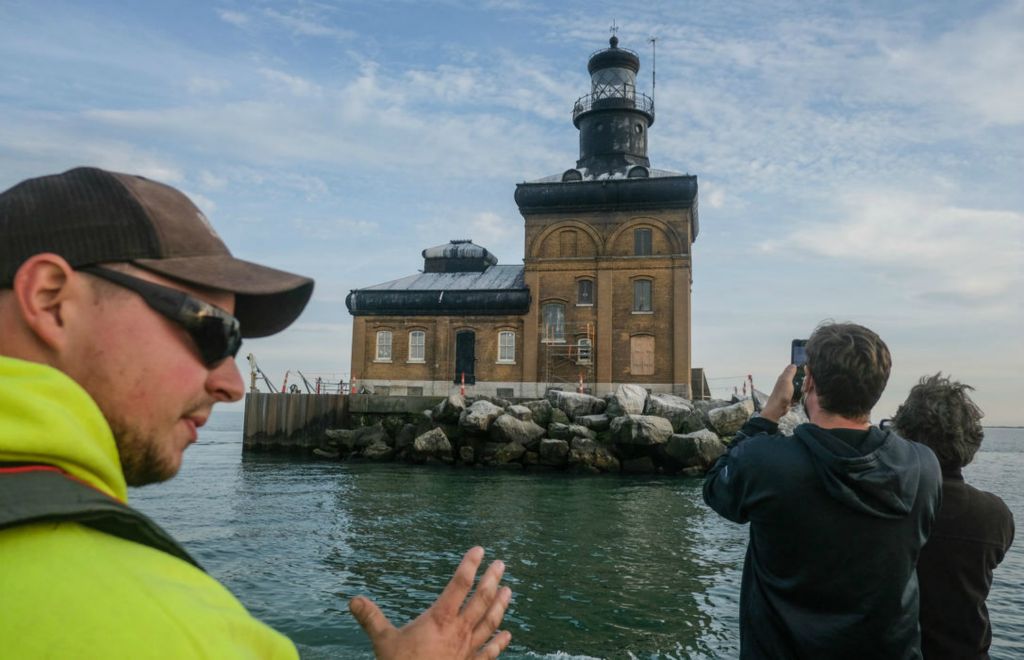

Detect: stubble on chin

[110,422,180,487]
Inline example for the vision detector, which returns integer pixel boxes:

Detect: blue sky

[2,1,1021,424]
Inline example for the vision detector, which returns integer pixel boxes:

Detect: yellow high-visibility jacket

[0,356,298,659]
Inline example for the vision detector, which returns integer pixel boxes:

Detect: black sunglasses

[80,266,242,367]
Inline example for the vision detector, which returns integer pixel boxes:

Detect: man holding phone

[703,322,942,659]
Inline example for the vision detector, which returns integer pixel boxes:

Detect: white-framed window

[633,279,652,313]
[577,279,594,306]
[498,330,516,363]
[375,330,392,361]
[542,303,565,342]
[408,330,425,362]
[577,337,592,364]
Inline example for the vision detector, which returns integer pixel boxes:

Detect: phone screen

[792,342,807,366]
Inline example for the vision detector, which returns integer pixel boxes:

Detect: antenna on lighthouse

[648,36,657,105]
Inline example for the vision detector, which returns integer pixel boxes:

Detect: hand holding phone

[791,339,808,403]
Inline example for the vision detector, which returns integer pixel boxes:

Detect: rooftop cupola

[571,36,655,176]
[422,239,498,273]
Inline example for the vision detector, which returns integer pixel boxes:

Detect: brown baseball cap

[0,166,314,337]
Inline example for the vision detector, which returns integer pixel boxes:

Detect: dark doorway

[454,331,476,384]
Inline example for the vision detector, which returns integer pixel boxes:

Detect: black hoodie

[704,417,941,660]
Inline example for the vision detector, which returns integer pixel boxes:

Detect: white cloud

[216,9,249,27]
[262,7,355,40]
[878,1,1024,126]
[199,170,228,190]
[703,181,726,209]
[258,68,323,97]
[290,216,380,241]
[762,189,1024,304]
[186,76,229,95]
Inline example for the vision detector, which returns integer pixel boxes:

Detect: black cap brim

[133,255,314,338]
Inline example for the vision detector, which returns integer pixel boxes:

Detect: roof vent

[627,165,650,179]
[562,169,583,182]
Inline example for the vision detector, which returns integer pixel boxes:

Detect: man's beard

[111,423,178,487]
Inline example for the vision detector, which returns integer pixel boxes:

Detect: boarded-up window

[560,230,578,257]
[631,335,655,376]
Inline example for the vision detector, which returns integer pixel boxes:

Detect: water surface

[132,415,1023,658]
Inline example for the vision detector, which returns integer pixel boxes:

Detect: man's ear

[802,366,815,396]
[11,254,78,352]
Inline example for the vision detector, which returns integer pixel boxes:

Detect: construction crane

[296,370,316,394]
[245,353,276,393]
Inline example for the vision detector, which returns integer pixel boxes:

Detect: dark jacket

[703,417,942,660]
[917,469,1014,659]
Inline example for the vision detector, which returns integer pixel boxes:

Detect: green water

[131,413,1023,659]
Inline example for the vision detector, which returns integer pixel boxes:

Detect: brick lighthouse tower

[515,35,701,397]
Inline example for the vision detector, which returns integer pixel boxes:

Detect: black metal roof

[346,265,530,317]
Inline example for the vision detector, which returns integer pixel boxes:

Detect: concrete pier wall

[242,393,445,452]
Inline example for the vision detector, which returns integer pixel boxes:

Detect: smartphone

[791,339,808,401]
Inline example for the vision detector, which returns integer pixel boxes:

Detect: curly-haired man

[894,374,1015,659]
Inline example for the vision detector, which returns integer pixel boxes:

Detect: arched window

[408,330,425,362]
[375,330,392,361]
[497,330,516,363]
[577,279,594,306]
[542,303,565,343]
[633,279,652,313]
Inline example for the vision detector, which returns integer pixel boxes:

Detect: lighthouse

[515,36,701,398]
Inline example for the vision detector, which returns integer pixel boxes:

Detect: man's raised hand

[349,546,513,659]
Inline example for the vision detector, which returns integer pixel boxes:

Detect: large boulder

[609,415,674,446]
[433,394,466,423]
[459,400,505,434]
[607,384,648,417]
[362,440,395,461]
[538,439,570,467]
[707,400,755,436]
[547,390,606,420]
[493,441,526,464]
[577,414,611,432]
[506,405,533,421]
[550,408,571,425]
[569,437,620,472]
[413,428,452,460]
[352,423,390,450]
[522,399,553,426]
[548,422,596,441]
[693,398,733,427]
[664,429,726,470]
[323,428,354,452]
[394,424,418,452]
[490,414,546,449]
[645,393,704,433]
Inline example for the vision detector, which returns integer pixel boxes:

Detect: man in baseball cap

[0,167,511,658]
